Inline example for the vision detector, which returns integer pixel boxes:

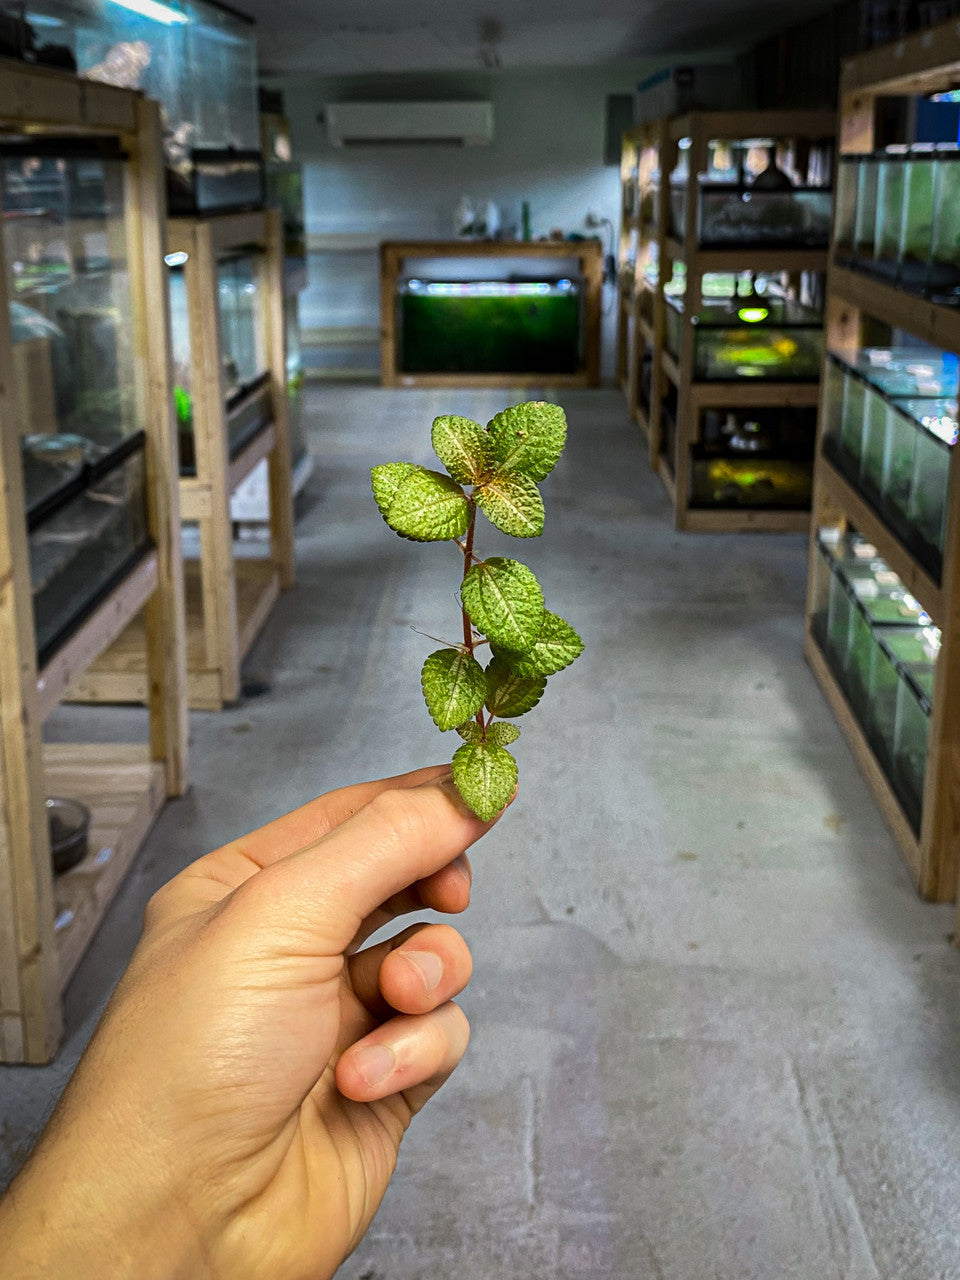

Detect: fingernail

[353,1043,396,1088]
[401,949,444,993]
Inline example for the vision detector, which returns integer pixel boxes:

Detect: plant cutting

[371,400,583,821]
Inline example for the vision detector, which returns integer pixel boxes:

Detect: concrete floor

[4,385,960,1277]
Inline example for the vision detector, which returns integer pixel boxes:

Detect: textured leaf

[371,462,419,518]
[452,741,518,821]
[383,467,470,541]
[485,656,546,717]
[456,721,484,743]
[486,401,567,481]
[487,721,520,747]
[475,471,544,538]
[461,557,544,651]
[494,612,584,677]
[421,648,486,730]
[431,415,494,485]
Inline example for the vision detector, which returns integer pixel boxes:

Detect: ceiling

[249,0,838,79]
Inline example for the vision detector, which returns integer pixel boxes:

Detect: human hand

[0,765,504,1280]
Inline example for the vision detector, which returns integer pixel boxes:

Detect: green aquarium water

[834,157,859,261]
[893,666,934,830]
[897,151,936,290]
[929,151,960,299]
[874,150,907,280]
[853,155,880,265]
[399,280,581,375]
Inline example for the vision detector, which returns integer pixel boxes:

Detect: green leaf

[421,648,487,731]
[431,415,494,485]
[475,472,544,538]
[455,721,484,743]
[371,462,418,518]
[382,467,470,541]
[486,401,567,481]
[461,557,544,651]
[487,721,520,747]
[485,656,546,717]
[452,741,518,821]
[494,611,584,677]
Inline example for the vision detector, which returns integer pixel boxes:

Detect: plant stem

[461,503,487,734]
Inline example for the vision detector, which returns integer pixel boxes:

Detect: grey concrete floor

[4,385,960,1277]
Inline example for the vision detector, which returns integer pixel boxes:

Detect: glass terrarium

[664,296,822,380]
[1,141,151,663]
[265,163,305,264]
[15,0,262,213]
[168,249,270,473]
[689,406,816,509]
[398,277,582,375]
[697,163,832,248]
[867,625,939,784]
[901,398,957,575]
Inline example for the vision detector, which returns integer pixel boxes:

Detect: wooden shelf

[180,422,276,521]
[809,39,960,905]
[816,457,944,625]
[48,744,166,988]
[661,350,681,387]
[804,632,925,888]
[0,72,187,1064]
[687,380,822,410]
[680,506,811,534]
[36,551,158,722]
[666,236,827,274]
[71,557,279,712]
[830,265,960,352]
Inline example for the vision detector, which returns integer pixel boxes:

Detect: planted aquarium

[893,658,935,829]
[928,148,960,301]
[897,150,936,291]
[2,141,151,664]
[265,163,305,264]
[852,154,880,266]
[398,277,581,375]
[873,148,908,281]
[664,295,822,380]
[834,156,858,263]
[689,406,816,509]
[169,249,270,473]
[10,0,262,213]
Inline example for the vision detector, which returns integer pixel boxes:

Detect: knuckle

[366,786,434,850]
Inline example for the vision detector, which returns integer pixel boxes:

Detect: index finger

[226,777,507,956]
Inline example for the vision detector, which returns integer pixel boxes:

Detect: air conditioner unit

[325,101,494,147]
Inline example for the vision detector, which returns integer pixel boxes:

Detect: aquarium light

[108,0,188,25]
[164,251,189,267]
[24,11,64,26]
[738,306,769,323]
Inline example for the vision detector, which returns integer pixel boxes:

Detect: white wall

[278,62,663,379]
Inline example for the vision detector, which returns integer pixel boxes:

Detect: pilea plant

[371,400,583,821]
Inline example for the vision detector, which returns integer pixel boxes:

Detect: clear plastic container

[873,149,907,281]
[897,150,936,291]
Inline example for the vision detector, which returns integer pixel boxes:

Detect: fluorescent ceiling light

[108,0,188,26]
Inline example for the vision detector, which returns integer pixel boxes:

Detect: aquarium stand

[804,25,960,902]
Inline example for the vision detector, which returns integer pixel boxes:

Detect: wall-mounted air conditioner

[325,101,494,147]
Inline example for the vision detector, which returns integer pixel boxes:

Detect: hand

[0,765,504,1279]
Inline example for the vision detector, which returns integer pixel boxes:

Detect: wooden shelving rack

[615,119,668,453]
[805,21,960,901]
[72,208,295,711]
[0,65,188,1063]
[651,109,835,532]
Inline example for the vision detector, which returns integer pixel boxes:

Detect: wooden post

[0,215,60,1064]
[380,243,399,386]
[264,208,296,592]
[126,98,188,797]
[581,242,603,388]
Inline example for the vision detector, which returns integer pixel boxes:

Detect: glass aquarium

[266,163,305,264]
[873,148,907,281]
[664,295,822,380]
[897,149,936,291]
[689,405,816,509]
[398,277,582,375]
[892,657,936,830]
[169,249,270,473]
[2,141,152,663]
[928,148,960,302]
[834,156,859,263]
[867,625,939,782]
[8,0,262,213]
[852,154,880,267]
[284,290,306,467]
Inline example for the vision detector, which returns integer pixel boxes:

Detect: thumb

[224,777,502,954]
